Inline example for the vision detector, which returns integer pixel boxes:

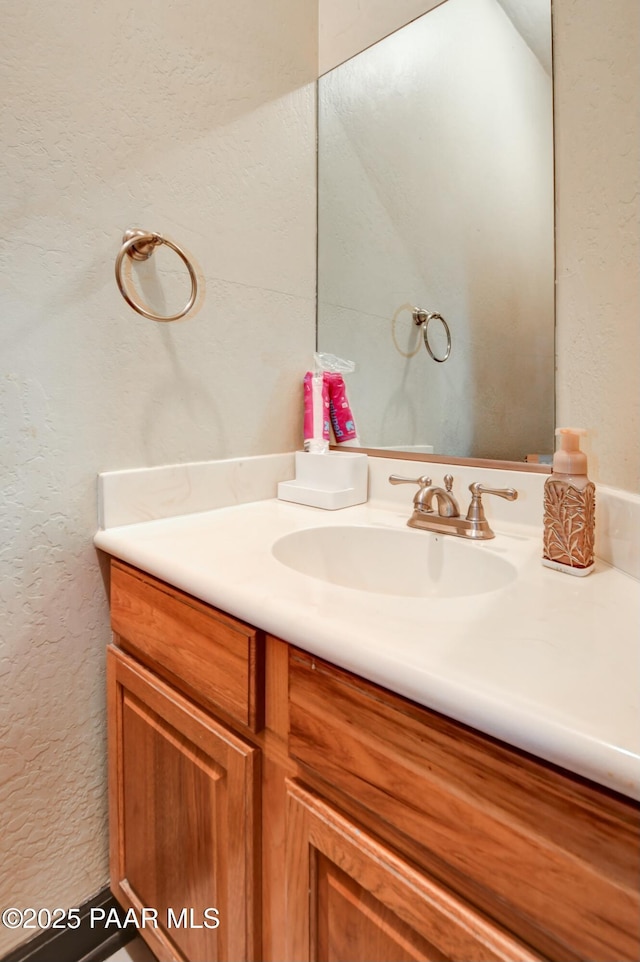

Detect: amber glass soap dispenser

[542,428,595,576]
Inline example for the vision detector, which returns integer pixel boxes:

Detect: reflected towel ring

[413,308,452,363]
[115,229,198,321]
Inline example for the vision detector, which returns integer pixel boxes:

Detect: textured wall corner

[554,0,640,491]
[0,0,317,955]
[319,0,441,73]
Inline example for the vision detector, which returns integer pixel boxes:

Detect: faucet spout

[419,474,460,517]
[422,488,458,517]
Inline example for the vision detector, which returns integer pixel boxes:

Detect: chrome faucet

[389,474,517,540]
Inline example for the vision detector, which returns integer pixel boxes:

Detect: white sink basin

[272,525,517,598]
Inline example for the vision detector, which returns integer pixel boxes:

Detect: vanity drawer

[288,649,640,962]
[110,560,264,731]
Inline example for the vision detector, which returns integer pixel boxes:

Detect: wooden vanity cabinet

[287,650,640,962]
[106,561,640,962]
[107,562,263,962]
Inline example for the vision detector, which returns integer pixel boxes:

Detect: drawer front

[288,649,640,962]
[110,561,264,731]
[285,778,543,962]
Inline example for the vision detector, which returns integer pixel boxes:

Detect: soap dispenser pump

[542,428,595,576]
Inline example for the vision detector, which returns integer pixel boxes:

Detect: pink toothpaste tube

[303,371,330,452]
[325,373,358,443]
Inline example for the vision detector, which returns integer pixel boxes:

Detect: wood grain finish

[288,649,640,962]
[106,561,640,962]
[285,779,542,962]
[110,561,265,731]
[107,646,260,962]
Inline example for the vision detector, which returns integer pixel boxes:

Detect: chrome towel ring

[412,308,452,363]
[115,229,198,322]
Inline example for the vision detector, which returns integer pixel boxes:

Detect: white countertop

[95,496,640,801]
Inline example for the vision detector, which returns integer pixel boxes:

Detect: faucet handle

[468,482,518,501]
[389,474,432,488]
[466,482,518,525]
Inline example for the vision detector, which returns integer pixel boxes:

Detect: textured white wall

[554,0,640,491]
[319,0,442,73]
[318,0,554,460]
[0,1,317,954]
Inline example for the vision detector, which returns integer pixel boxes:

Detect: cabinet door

[107,646,259,962]
[285,780,542,962]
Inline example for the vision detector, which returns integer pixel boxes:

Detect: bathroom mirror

[317,0,555,462]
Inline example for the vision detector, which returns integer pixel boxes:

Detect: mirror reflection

[317,0,554,462]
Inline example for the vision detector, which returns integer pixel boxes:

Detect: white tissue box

[278,451,368,510]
